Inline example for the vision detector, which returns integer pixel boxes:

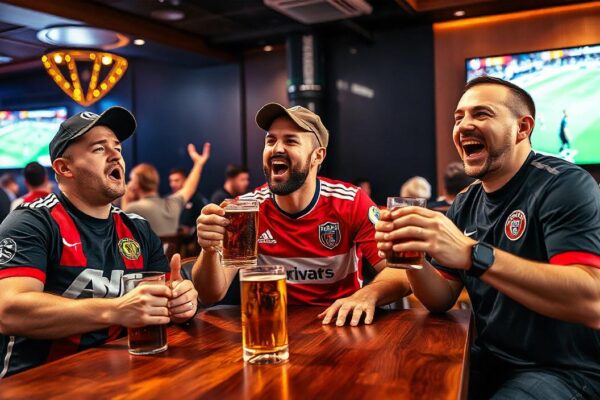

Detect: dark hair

[24,162,47,188]
[225,165,249,180]
[464,76,536,119]
[445,162,475,196]
[0,174,17,187]
[169,168,187,178]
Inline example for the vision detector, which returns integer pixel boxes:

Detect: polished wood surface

[0,307,470,400]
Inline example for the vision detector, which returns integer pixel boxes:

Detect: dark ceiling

[0,0,596,72]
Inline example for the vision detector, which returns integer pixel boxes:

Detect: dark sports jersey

[433,152,600,375]
[0,192,169,378]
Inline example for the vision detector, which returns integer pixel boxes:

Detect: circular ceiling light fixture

[133,39,146,46]
[37,25,129,50]
[151,9,186,21]
[454,10,466,17]
[0,55,12,64]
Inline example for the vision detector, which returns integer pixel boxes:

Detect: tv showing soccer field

[466,44,600,165]
[0,107,67,169]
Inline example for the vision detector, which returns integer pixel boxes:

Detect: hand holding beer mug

[240,265,289,364]
[222,199,259,267]
[122,272,169,355]
[385,197,427,269]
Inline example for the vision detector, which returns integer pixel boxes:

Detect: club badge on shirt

[319,222,341,250]
[505,210,527,241]
[0,238,17,264]
[118,238,142,260]
[368,206,380,225]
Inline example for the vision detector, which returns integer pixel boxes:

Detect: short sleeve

[430,202,463,281]
[540,169,600,268]
[0,209,53,283]
[351,189,383,267]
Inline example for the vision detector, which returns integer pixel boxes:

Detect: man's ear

[52,158,73,180]
[516,115,535,144]
[313,147,326,166]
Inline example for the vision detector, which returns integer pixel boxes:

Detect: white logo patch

[0,238,17,265]
[80,111,99,121]
[464,229,477,237]
[258,229,277,244]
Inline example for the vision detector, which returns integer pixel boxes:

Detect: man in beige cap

[192,103,410,326]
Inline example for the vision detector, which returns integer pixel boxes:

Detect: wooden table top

[0,306,471,400]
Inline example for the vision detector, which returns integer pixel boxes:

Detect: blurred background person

[123,143,210,236]
[169,168,208,235]
[209,164,250,204]
[11,162,51,210]
[428,162,476,212]
[1,174,19,202]
[353,177,373,198]
[400,176,431,200]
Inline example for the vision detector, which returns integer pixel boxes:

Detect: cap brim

[72,106,137,143]
[255,103,312,133]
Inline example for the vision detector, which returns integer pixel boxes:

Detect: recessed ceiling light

[133,39,145,46]
[151,9,185,21]
[454,10,466,17]
[37,25,129,50]
[263,45,273,52]
[0,55,13,64]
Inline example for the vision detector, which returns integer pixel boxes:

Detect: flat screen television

[466,44,600,165]
[0,107,67,169]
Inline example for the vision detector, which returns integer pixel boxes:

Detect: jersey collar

[271,178,320,220]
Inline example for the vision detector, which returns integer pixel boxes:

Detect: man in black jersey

[0,107,198,377]
[376,77,600,399]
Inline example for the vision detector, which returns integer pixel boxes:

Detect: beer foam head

[240,274,285,282]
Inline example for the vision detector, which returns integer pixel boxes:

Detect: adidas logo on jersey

[258,229,277,244]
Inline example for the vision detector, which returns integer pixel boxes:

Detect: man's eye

[93,147,104,152]
[115,147,122,153]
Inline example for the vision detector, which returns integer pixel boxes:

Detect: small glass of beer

[386,197,427,269]
[222,199,259,268]
[240,265,288,364]
[122,272,168,355]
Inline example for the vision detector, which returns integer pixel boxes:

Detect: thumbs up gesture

[167,253,199,323]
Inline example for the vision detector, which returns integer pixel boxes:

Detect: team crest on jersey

[504,210,526,241]
[0,238,17,265]
[368,206,380,225]
[118,238,141,260]
[318,222,341,250]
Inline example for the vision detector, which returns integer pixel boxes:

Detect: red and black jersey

[239,177,382,306]
[433,152,600,375]
[0,192,168,378]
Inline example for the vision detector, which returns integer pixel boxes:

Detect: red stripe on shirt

[46,334,82,362]
[550,251,600,269]
[50,203,87,267]
[0,267,46,283]
[437,269,461,282]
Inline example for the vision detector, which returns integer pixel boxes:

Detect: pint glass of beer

[222,199,259,268]
[122,272,168,355]
[240,265,288,364]
[386,197,427,269]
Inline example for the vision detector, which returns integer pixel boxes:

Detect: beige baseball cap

[255,103,329,148]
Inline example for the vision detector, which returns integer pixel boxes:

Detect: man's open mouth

[107,166,123,181]
[271,159,290,177]
[461,138,486,158]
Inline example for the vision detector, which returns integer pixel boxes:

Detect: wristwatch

[468,242,495,277]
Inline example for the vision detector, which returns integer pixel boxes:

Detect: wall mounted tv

[0,107,67,169]
[466,44,600,165]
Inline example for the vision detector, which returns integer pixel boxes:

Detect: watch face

[470,242,495,277]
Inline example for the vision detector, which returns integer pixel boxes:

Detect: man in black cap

[0,107,198,378]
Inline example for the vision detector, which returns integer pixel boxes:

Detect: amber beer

[240,266,288,364]
[386,197,427,269]
[222,199,259,267]
[122,272,168,355]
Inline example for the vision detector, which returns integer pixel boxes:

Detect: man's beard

[78,167,125,205]
[263,154,311,196]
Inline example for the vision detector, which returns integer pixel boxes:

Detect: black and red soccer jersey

[0,192,169,377]
[239,177,383,306]
[433,152,600,375]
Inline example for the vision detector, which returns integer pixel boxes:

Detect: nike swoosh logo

[464,229,477,237]
[62,238,81,247]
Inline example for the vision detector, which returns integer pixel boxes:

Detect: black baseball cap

[49,106,136,162]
